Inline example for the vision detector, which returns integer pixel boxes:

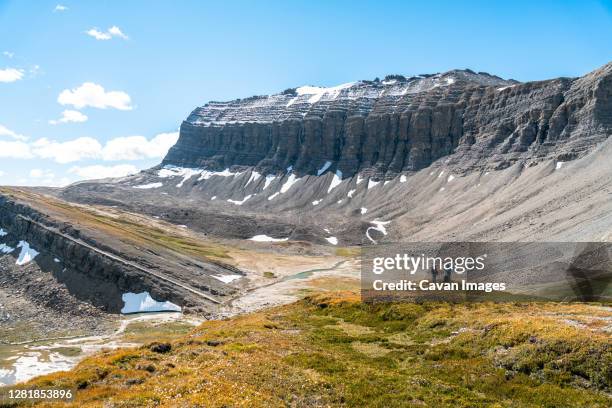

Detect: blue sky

[1,0,611,186]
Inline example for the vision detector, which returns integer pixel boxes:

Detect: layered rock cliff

[164,63,612,178]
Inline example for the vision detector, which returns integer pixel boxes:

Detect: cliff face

[163,64,612,178]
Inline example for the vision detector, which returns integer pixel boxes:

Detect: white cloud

[0,129,176,163]
[107,26,128,39]
[101,131,179,160]
[0,124,28,141]
[0,68,24,83]
[58,82,132,110]
[49,110,88,125]
[32,137,102,164]
[54,4,68,12]
[29,168,45,178]
[3,51,14,59]
[0,140,33,159]
[69,164,138,179]
[86,26,128,40]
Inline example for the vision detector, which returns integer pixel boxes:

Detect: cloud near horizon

[58,82,133,110]
[0,125,178,164]
[69,164,139,179]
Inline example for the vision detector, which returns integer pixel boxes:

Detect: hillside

[56,63,612,245]
[15,292,612,407]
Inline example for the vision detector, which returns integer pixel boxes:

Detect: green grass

[18,292,611,407]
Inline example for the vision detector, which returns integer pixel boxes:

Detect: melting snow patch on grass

[16,241,39,266]
[121,292,181,314]
[249,235,289,242]
[133,182,163,189]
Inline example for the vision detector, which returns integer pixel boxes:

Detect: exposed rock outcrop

[164,64,612,178]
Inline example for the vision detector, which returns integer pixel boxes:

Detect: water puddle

[0,312,199,386]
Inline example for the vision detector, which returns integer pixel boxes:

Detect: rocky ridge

[164,64,612,178]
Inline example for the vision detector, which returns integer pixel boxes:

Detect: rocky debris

[149,342,172,353]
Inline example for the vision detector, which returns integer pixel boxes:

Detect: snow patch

[0,244,14,254]
[280,174,301,193]
[356,175,364,185]
[16,241,39,266]
[360,207,368,215]
[249,235,289,242]
[555,161,564,170]
[438,171,445,178]
[211,196,217,200]
[268,192,280,200]
[400,175,407,183]
[211,274,242,284]
[295,82,355,104]
[133,182,163,189]
[54,258,60,263]
[263,175,276,190]
[317,161,332,176]
[121,292,181,314]
[227,194,253,205]
[312,199,321,206]
[367,179,380,189]
[347,189,356,198]
[365,220,391,244]
[327,170,343,193]
[198,168,239,181]
[447,175,455,182]
[0,228,7,237]
[245,171,261,187]
[325,237,338,245]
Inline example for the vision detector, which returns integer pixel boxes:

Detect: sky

[1,0,611,187]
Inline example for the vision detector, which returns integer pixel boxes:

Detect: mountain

[58,63,612,244]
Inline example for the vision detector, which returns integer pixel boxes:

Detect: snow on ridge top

[294,82,357,103]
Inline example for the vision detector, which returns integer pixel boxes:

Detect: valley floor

[14,291,612,408]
